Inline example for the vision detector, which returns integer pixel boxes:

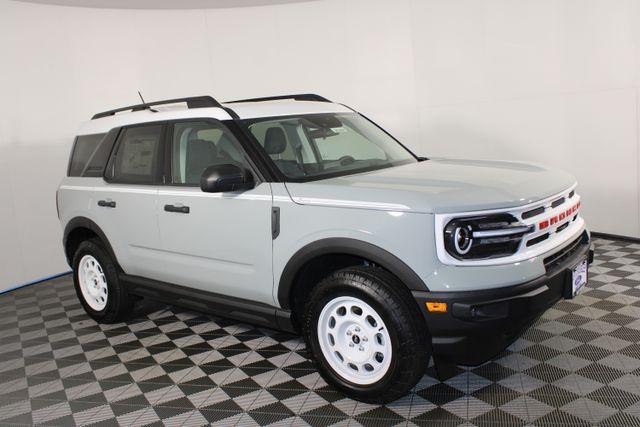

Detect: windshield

[240,113,417,181]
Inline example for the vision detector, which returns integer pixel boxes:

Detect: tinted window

[171,121,249,185]
[111,125,163,184]
[68,133,107,177]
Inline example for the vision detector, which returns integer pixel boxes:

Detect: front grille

[519,187,582,251]
[436,186,583,266]
[543,233,584,272]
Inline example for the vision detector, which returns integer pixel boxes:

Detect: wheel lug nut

[362,337,368,342]
[349,342,354,347]
[359,346,364,351]
[355,327,360,332]
[346,331,352,336]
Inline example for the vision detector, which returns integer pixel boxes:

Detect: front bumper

[413,231,593,366]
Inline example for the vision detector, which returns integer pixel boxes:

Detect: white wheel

[317,295,393,385]
[78,255,108,311]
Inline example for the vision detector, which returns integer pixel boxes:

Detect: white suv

[58,94,593,402]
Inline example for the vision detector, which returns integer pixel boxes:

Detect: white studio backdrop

[0,0,638,292]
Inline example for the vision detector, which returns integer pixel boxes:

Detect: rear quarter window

[68,129,119,177]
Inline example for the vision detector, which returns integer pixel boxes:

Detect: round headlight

[453,225,473,254]
[444,221,474,257]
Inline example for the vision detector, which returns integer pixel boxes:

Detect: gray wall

[1,0,637,291]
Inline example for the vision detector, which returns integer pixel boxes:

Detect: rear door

[94,123,165,278]
[154,119,275,305]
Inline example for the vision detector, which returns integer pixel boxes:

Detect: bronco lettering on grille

[539,201,581,231]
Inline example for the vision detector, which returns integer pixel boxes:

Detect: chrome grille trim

[472,226,532,238]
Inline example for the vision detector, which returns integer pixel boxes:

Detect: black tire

[72,238,133,323]
[302,266,429,403]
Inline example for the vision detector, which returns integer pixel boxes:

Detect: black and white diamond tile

[1,237,640,426]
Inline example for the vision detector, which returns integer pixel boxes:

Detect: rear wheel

[303,266,429,403]
[72,239,133,323]
[77,255,109,311]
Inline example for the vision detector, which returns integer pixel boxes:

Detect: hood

[284,158,576,214]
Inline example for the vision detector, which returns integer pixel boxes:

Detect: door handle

[98,200,116,208]
[164,204,190,214]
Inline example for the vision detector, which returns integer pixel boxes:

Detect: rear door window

[109,124,164,184]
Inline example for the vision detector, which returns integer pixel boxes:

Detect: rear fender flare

[63,217,119,269]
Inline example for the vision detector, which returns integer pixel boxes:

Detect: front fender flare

[277,237,429,309]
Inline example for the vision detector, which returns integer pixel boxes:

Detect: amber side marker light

[426,302,447,313]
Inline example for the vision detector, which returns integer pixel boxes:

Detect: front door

[154,119,275,306]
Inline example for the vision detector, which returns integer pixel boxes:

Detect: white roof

[77,99,351,135]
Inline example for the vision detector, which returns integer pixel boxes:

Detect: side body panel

[58,177,102,246]
[91,180,161,278]
[59,177,160,277]
[270,183,435,306]
[153,183,275,306]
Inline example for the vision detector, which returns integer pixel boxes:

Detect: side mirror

[200,164,254,193]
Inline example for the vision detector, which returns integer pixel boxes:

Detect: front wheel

[303,266,429,403]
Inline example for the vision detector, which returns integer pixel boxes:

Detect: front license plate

[571,258,588,297]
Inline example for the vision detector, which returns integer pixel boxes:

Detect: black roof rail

[91,95,223,120]
[225,93,331,104]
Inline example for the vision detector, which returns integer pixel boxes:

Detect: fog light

[426,302,447,313]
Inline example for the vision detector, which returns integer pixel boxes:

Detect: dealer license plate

[571,258,588,297]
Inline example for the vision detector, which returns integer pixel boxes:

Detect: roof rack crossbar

[91,95,223,120]
[225,93,331,104]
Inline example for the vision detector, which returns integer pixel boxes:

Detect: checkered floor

[1,238,640,426]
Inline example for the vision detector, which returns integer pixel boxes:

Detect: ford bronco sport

[58,94,593,403]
